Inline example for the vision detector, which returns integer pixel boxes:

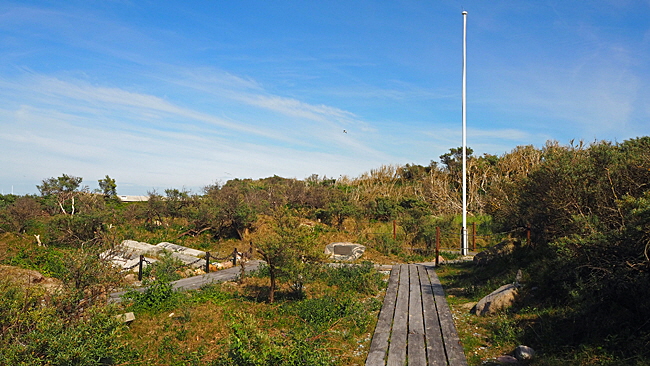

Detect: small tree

[37,174,83,215]
[97,175,118,201]
[253,208,322,303]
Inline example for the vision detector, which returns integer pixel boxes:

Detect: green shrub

[125,279,181,313]
[372,234,401,255]
[46,213,106,247]
[0,280,134,366]
[124,252,185,312]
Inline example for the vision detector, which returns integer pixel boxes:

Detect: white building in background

[118,195,149,202]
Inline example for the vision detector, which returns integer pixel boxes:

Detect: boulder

[473,283,518,316]
[325,242,366,261]
[514,345,535,361]
[473,238,518,266]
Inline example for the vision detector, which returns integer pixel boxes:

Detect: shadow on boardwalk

[366,264,468,366]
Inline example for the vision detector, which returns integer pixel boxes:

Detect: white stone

[116,312,135,323]
[156,242,205,257]
[122,240,162,256]
[101,240,205,269]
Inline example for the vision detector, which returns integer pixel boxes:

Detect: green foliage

[222,314,284,365]
[126,279,180,313]
[0,280,134,366]
[215,313,333,366]
[253,208,323,302]
[367,196,398,222]
[397,163,433,181]
[318,261,385,296]
[216,286,379,366]
[439,146,474,172]
[46,212,106,247]
[0,195,43,233]
[372,234,401,255]
[188,283,236,305]
[124,252,184,312]
[97,175,118,201]
[37,174,83,196]
[165,188,190,219]
[5,246,66,278]
[314,191,359,228]
[488,314,521,347]
[285,295,368,332]
[37,174,84,215]
[142,191,166,229]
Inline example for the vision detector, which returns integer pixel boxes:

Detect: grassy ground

[118,262,387,365]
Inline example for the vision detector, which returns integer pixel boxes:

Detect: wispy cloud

[0,68,389,194]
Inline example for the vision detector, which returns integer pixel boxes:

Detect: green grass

[119,262,387,366]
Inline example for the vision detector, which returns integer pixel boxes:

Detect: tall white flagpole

[461,10,468,256]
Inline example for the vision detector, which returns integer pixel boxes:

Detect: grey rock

[514,345,535,361]
[495,355,519,364]
[473,238,518,266]
[473,283,518,316]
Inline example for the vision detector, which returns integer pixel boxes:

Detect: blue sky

[1,1,649,195]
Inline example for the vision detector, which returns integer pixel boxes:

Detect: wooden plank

[426,267,468,366]
[408,264,424,336]
[387,264,409,366]
[407,265,426,366]
[407,334,427,366]
[417,265,446,366]
[366,265,401,366]
[366,332,390,366]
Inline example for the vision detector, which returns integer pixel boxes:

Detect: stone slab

[325,242,366,261]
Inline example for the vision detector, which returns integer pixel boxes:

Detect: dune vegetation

[1,137,649,365]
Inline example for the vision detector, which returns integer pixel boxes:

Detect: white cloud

[0,70,389,195]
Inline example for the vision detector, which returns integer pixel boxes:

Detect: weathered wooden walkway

[366,264,468,366]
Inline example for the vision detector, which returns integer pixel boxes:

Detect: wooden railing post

[138,255,144,281]
[435,226,440,266]
[472,222,476,251]
[393,220,397,240]
[232,248,238,266]
[205,251,210,273]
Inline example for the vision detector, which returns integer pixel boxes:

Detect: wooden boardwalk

[366,264,468,366]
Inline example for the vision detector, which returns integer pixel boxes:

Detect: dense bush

[482,137,650,358]
[123,252,185,312]
[0,280,134,365]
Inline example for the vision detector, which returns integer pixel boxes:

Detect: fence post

[232,248,238,266]
[472,222,476,251]
[205,251,210,273]
[393,220,396,240]
[435,226,440,267]
[138,255,144,281]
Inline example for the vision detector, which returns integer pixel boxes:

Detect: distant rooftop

[118,195,149,202]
